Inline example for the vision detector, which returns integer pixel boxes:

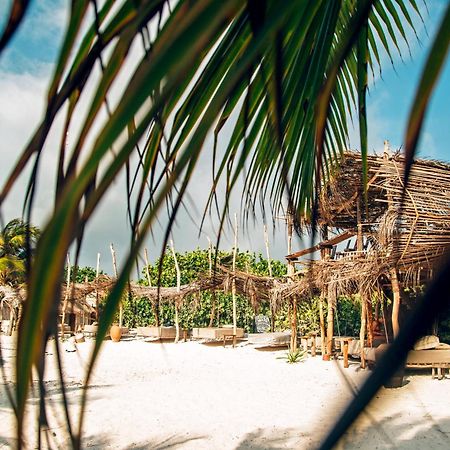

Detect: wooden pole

[265,223,275,332]
[290,298,298,351]
[357,194,369,362]
[263,224,273,277]
[232,213,238,348]
[207,237,215,327]
[366,298,374,347]
[319,294,326,356]
[110,244,122,327]
[95,252,100,322]
[359,291,367,368]
[61,253,71,336]
[320,226,334,359]
[356,194,363,253]
[327,283,335,357]
[286,212,298,351]
[170,240,181,343]
[384,144,401,340]
[390,267,401,338]
[144,248,160,326]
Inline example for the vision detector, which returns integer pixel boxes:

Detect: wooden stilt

[290,297,298,351]
[232,214,238,348]
[110,244,122,328]
[144,248,160,327]
[319,294,326,357]
[170,240,181,343]
[343,340,349,368]
[61,253,71,335]
[360,291,367,369]
[327,283,335,358]
[207,237,216,327]
[367,299,374,347]
[390,267,401,338]
[95,252,100,322]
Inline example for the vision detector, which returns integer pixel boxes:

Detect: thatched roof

[289,151,450,294]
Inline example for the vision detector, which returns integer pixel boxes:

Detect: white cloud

[0,51,291,278]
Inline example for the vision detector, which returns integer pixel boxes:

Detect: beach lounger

[406,346,450,379]
[83,324,98,338]
[366,340,450,379]
[137,326,183,341]
[192,327,245,346]
[248,331,290,349]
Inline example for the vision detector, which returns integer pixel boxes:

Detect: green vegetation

[0,218,39,285]
[64,265,103,283]
[111,248,285,331]
[277,348,307,364]
[1,1,448,447]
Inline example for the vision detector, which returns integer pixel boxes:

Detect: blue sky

[0,0,66,73]
[0,1,449,269]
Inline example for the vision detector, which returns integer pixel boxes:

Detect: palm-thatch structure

[286,148,450,362]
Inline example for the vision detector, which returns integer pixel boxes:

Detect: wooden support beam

[390,267,401,338]
[110,243,122,328]
[61,253,71,334]
[170,240,181,343]
[290,297,298,351]
[286,230,356,260]
[327,283,335,357]
[95,252,100,322]
[144,248,160,327]
[319,294,326,357]
[343,340,349,368]
[360,291,367,369]
[232,214,238,348]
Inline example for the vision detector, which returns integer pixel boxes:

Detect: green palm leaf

[0,1,439,447]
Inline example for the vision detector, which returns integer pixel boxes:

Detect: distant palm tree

[0,1,448,448]
[0,218,39,285]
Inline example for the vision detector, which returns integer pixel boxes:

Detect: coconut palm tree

[0,218,39,285]
[0,1,448,448]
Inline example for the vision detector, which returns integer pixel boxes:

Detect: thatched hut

[287,148,450,362]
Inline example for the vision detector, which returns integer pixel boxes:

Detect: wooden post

[356,194,363,253]
[95,252,100,322]
[366,298,374,347]
[207,237,216,327]
[290,297,298,351]
[343,340,349,368]
[384,142,401,339]
[327,282,335,357]
[320,226,334,359]
[61,253,71,336]
[310,333,317,356]
[390,267,401,338]
[110,243,122,327]
[170,240,181,343]
[360,291,367,369]
[263,224,273,277]
[285,212,298,351]
[144,248,160,326]
[319,294,326,356]
[232,213,238,348]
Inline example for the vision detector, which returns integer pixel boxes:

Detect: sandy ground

[1,336,450,449]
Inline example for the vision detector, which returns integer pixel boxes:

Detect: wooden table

[334,337,355,368]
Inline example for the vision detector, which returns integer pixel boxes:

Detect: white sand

[1,336,450,449]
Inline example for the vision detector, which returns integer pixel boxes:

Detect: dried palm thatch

[289,151,450,295]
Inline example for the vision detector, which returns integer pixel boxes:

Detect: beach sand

[1,336,450,449]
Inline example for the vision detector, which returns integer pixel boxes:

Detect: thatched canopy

[288,151,450,292]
